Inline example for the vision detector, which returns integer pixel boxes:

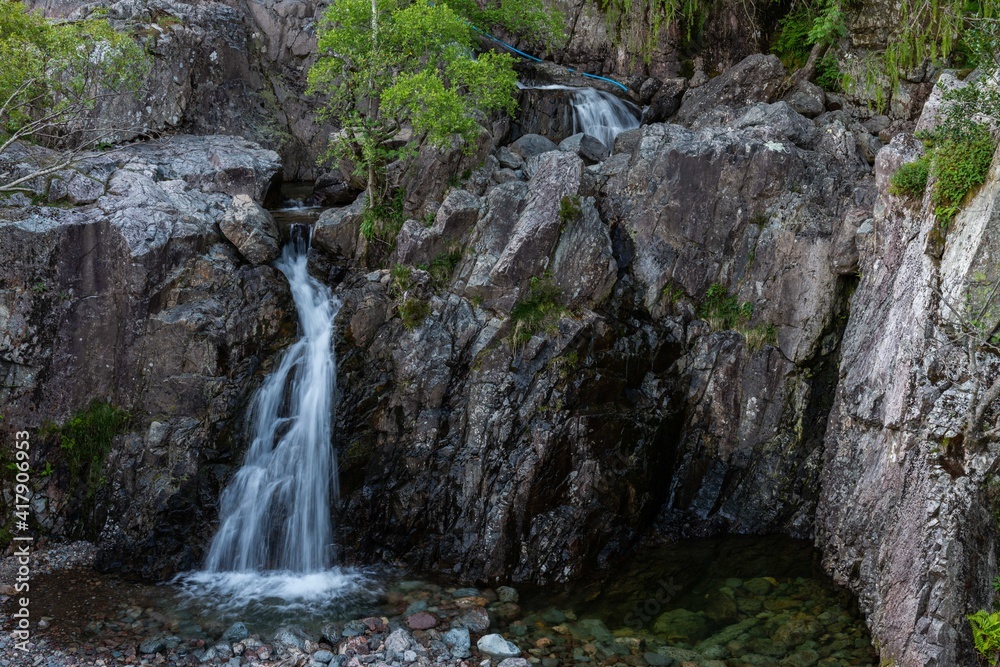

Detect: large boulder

[313,194,367,260]
[395,189,481,266]
[220,195,282,265]
[674,54,787,125]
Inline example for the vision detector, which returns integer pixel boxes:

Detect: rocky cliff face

[816,94,1000,666]
[27,0,330,180]
[0,136,294,578]
[313,67,876,584]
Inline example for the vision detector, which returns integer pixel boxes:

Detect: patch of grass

[390,264,415,295]
[419,247,463,290]
[510,274,564,348]
[49,401,130,499]
[749,211,769,228]
[889,154,930,199]
[662,280,685,308]
[744,323,778,352]
[698,283,753,331]
[559,195,582,224]
[399,297,430,330]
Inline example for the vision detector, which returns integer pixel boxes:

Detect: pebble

[477,634,521,658]
[406,611,439,630]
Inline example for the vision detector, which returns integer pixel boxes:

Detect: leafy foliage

[48,401,130,498]
[924,122,996,225]
[0,0,148,189]
[510,274,564,348]
[307,0,555,232]
[970,610,1000,665]
[889,154,931,199]
[772,0,846,69]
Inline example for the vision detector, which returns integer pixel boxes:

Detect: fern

[969,610,1000,665]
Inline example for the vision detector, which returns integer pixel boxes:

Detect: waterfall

[204,226,340,573]
[519,84,640,150]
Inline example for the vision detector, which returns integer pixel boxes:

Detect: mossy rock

[653,608,710,643]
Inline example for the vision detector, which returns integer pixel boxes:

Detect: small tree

[307,0,562,244]
[0,0,148,193]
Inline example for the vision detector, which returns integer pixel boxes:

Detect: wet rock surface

[0,536,877,667]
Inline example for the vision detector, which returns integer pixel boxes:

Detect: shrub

[510,274,564,348]
[930,123,996,225]
[51,401,129,498]
[889,154,930,199]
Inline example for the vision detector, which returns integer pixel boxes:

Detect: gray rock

[783,80,826,118]
[312,650,334,663]
[272,626,309,652]
[476,634,520,658]
[342,620,367,637]
[496,586,519,603]
[497,147,523,170]
[395,188,480,265]
[558,133,609,164]
[510,134,559,159]
[675,54,786,125]
[486,151,583,301]
[643,652,673,666]
[550,196,616,308]
[313,194,367,260]
[496,660,529,667]
[139,637,167,654]
[220,194,281,265]
[221,622,249,643]
[443,627,471,658]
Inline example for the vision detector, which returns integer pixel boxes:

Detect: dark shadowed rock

[642,78,687,124]
[313,170,360,206]
[558,133,609,164]
[510,134,559,160]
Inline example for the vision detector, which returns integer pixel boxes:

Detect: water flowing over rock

[205,234,341,572]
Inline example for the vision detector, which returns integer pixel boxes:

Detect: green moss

[889,154,930,199]
[49,401,130,499]
[510,274,564,348]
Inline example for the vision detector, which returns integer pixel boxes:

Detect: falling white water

[204,227,340,574]
[520,84,640,150]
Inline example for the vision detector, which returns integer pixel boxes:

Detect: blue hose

[470,25,631,94]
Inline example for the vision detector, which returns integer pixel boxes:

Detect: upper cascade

[520,84,640,149]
